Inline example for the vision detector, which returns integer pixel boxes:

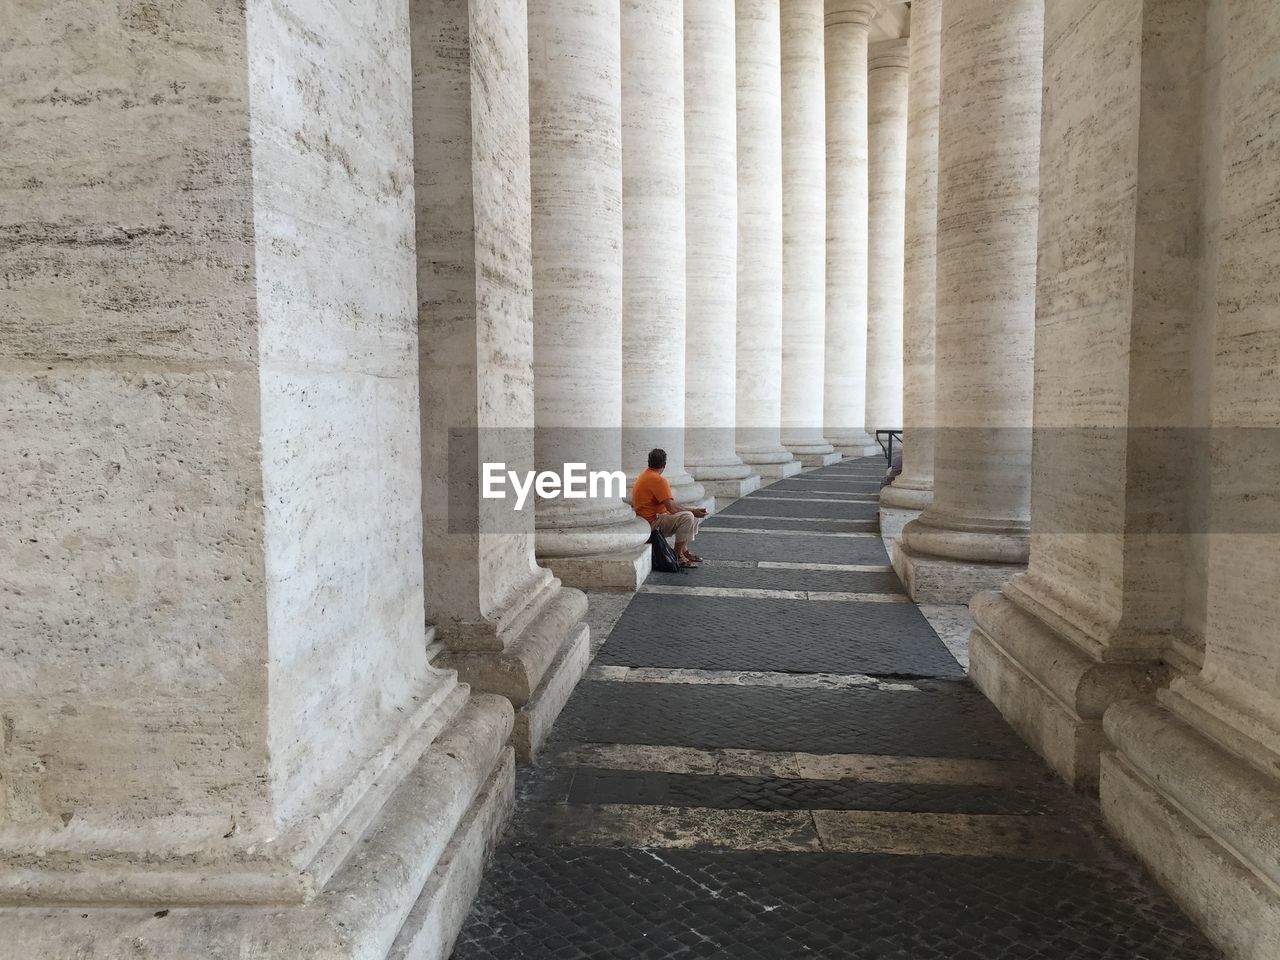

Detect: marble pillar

[414,0,590,760]
[780,0,840,467]
[822,0,881,458]
[895,0,1044,603]
[1099,3,1280,956]
[735,0,802,479]
[0,0,513,953]
[621,0,710,510]
[881,0,941,518]
[864,40,909,443]
[685,0,762,504]
[528,0,654,591]
[969,0,1203,790]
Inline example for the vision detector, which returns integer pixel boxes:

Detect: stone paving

[450,459,1219,959]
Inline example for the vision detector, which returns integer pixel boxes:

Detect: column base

[0,696,516,960]
[890,540,1025,603]
[879,504,921,541]
[969,590,1169,790]
[880,479,932,510]
[838,443,883,459]
[751,458,803,479]
[1102,697,1280,960]
[541,540,652,592]
[699,474,764,510]
[796,450,842,468]
[431,585,591,760]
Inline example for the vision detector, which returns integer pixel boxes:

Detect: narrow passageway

[450,459,1217,959]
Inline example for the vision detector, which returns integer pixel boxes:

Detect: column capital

[868,37,910,70]
[824,0,882,30]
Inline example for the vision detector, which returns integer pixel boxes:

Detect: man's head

[647,448,668,472]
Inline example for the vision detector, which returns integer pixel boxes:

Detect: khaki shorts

[651,510,699,543]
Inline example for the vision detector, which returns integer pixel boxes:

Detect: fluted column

[621,0,709,509]
[684,0,762,502]
[896,0,1044,602]
[780,0,839,466]
[822,0,881,458]
[529,0,653,591]
[735,0,802,478]
[882,0,941,513]
[864,40,909,441]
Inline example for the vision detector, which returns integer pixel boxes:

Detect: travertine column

[864,40,909,441]
[0,0,512,952]
[735,0,802,478]
[882,0,941,514]
[822,0,881,457]
[780,0,839,466]
[414,0,589,759]
[685,0,762,502]
[896,0,1044,602]
[968,0,1203,789]
[1099,4,1280,956]
[621,0,710,510]
[529,0,653,590]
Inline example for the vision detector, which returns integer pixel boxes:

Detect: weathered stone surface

[822,1,880,456]
[864,39,908,439]
[735,0,800,476]
[881,0,940,513]
[779,0,837,460]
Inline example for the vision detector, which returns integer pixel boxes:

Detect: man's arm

[661,497,708,518]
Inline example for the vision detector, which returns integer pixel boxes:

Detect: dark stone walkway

[450,459,1219,959]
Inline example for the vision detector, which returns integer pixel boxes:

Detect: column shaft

[735,0,802,477]
[529,0,652,590]
[897,0,1044,600]
[685,0,761,501]
[864,40,909,440]
[882,0,941,513]
[822,0,880,457]
[621,0,709,509]
[414,0,589,759]
[780,0,838,466]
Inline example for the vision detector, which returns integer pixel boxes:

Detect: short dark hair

[648,448,667,470]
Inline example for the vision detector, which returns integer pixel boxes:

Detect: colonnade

[5,0,1280,957]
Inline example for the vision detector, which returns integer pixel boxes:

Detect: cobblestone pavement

[451,459,1219,959]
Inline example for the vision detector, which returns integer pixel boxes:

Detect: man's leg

[670,511,696,562]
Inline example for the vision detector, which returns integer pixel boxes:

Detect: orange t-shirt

[631,468,674,524]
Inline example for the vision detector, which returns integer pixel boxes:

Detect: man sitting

[631,448,708,568]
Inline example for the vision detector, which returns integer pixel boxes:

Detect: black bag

[648,527,682,573]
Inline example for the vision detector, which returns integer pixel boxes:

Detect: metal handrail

[875,429,903,467]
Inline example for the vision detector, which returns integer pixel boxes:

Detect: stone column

[864,40,909,446]
[780,0,840,467]
[896,0,1044,602]
[1102,5,1280,955]
[735,0,802,479]
[882,0,941,521]
[0,0,513,952]
[685,0,762,504]
[621,0,710,510]
[822,0,881,458]
[529,0,653,591]
[968,0,1204,790]
[414,0,590,759]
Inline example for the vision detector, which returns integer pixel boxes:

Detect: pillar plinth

[822,0,880,458]
[881,0,941,514]
[529,0,653,591]
[621,0,710,512]
[897,0,1043,601]
[864,39,908,445]
[684,0,760,504]
[736,0,802,479]
[780,0,838,466]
